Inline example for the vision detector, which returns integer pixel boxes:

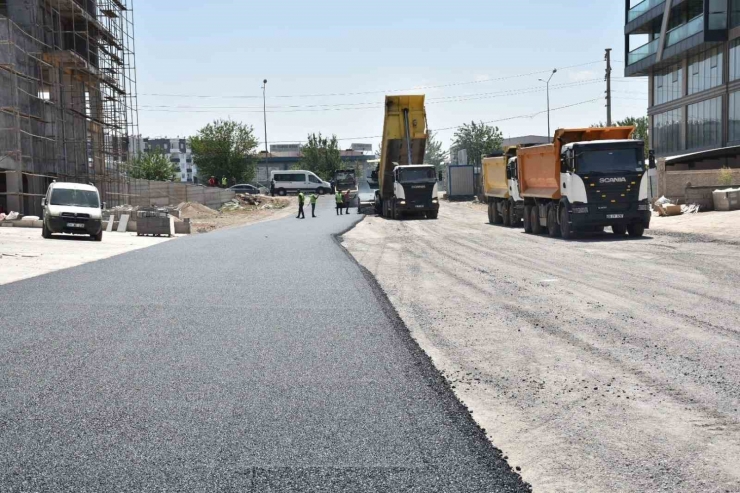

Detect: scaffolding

[0,0,138,215]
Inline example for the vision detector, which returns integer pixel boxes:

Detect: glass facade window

[731,38,740,81]
[687,97,723,149]
[688,47,723,94]
[653,65,683,105]
[729,91,740,142]
[733,0,740,27]
[653,108,684,155]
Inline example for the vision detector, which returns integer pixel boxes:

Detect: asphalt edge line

[332,218,532,491]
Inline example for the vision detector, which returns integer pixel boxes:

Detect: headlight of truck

[399,201,406,205]
[432,199,438,203]
[571,206,589,214]
[638,204,650,211]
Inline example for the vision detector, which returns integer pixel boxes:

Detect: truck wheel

[560,206,573,240]
[487,202,494,224]
[612,224,627,235]
[427,210,439,219]
[492,199,503,224]
[523,205,533,233]
[530,206,542,234]
[627,223,645,238]
[502,200,511,227]
[508,201,518,227]
[547,207,561,237]
[392,200,401,220]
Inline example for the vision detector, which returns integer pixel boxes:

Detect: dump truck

[333,168,358,203]
[483,146,523,226]
[373,95,440,220]
[517,127,652,239]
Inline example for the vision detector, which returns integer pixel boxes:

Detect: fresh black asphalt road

[0,199,529,492]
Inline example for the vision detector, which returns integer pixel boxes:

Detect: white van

[270,170,332,196]
[41,182,104,241]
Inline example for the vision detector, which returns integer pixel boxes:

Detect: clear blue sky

[134,0,649,151]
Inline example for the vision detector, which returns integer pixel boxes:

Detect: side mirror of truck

[648,150,656,169]
[560,157,568,173]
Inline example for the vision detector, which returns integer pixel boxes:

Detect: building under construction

[0,0,137,215]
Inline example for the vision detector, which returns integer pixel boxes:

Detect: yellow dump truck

[373,95,440,219]
[482,146,522,226]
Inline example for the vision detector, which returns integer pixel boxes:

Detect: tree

[190,119,259,183]
[128,150,179,181]
[424,131,448,170]
[452,121,503,167]
[297,133,344,180]
[591,116,649,157]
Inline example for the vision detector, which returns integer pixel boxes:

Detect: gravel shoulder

[342,201,740,493]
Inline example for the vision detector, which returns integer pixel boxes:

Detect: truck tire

[523,205,533,233]
[530,206,543,235]
[612,224,627,235]
[547,207,561,237]
[392,200,401,220]
[492,199,503,224]
[427,210,439,219]
[502,200,511,227]
[627,223,645,238]
[560,206,574,240]
[487,202,494,224]
[508,201,518,227]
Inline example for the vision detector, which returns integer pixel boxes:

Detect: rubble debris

[681,204,701,214]
[219,194,288,212]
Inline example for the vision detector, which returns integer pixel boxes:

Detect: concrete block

[117,214,130,232]
[174,220,191,234]
[106,216,115,232]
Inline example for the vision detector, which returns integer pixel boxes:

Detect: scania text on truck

[483,146,523,226]
[517,127,652,239]
[373,95,440,220]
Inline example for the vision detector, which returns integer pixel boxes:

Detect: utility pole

[538,69,557,139]
[262,79,269,183]
[605,48,612,127]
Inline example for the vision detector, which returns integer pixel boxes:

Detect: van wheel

[92,230,103,242]
[317,188,326,195]
[627,223,645,238]
[42,222,52,239]
[530,206,543,234]
[502,200,511,227]
[523,205,533,233]
[547,207,561,237]
[612,224,627,235]
[277,188,287,196]
[560,206,573,240]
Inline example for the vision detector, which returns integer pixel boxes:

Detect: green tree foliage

[297,133,344,180]
[128,150,179,182]
[452,121,503,167]
[190,119,259,183]
[424,131,448,170]
[591,116,649,157]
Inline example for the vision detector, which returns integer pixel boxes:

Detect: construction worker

[296,191,306,219]
[208,176,217,187]
[309,192,318,218]
[342,189,351,214]
[221,176,228,188]
[335,190,344,215]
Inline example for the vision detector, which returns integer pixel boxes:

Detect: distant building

[502,135,550,147]
[130,136,197,184]
[256,145,374,183]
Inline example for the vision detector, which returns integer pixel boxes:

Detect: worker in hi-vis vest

[296,191,306,219]
[335,190,344,215]
[309,192,318,218]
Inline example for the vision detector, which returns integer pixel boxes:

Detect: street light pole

[538,69,557,139]
[262,79,269,183]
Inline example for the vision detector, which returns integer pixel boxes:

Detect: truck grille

[582,174,641,211]
[404,184,434,203]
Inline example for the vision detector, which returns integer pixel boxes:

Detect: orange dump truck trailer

[517,127,652,239]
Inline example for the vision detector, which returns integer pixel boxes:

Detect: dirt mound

[177,202,220,219]
[221,194,289,212]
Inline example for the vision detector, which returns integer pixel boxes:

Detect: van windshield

[50,189,100,208]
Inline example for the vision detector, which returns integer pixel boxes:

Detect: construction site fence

[126,179,235,210]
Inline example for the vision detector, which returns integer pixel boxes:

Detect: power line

[139,80,606,113]
[138,60,605,100]
[262,97,603,144]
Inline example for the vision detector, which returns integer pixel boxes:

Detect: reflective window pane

[653,108,684,155]
[653,64,683,105]
[687,97,723,149]
[688,47,723,95]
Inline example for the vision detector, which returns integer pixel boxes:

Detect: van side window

[309,175,321,184]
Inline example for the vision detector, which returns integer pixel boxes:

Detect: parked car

[229,184,262,195]
[41,182,104,241]
[270,170,332,196]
